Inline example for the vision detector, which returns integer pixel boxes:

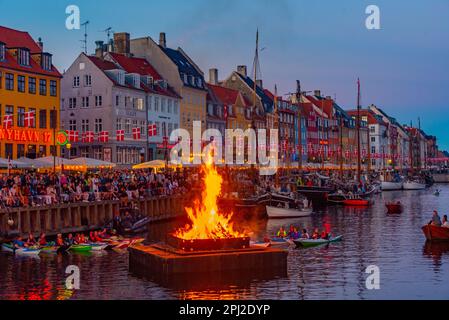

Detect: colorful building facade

[0,26,61,160]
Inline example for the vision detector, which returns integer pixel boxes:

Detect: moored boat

[294,235,343,248]
[381,181,403,191]
[90,243,108,251]
[422,225,449,241]
[266,205,313,219]
[403,181,426,190]
[386,202,403,214]
[343,197,370,207]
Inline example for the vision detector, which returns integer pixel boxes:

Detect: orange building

[0,26,61,159]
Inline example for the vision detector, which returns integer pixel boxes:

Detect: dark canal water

[1,185,449,300]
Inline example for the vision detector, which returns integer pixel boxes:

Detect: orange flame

[174,156,244,240]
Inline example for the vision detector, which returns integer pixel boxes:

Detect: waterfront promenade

[0,195,188,239]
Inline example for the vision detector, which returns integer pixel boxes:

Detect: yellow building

[0,26,61,159]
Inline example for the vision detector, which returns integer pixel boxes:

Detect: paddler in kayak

[301,228,310,239]
[442,215,449,228]
[56,234,65,246]
[26,232,37,246]
[312,228,321,240]
[321,230,330,240]
[38,233,48,246]
[13,236,26,249]
[276,226,287,238]
[65,233,75,246]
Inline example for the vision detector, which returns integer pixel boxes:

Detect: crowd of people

[0,169,196,209]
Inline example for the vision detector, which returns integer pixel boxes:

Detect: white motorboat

[266,205,313,219]
[403,181,426,190]
[381,181,403,191]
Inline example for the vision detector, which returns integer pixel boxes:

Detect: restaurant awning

[70,157,116,168]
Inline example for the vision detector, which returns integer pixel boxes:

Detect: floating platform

[129,243,288,276]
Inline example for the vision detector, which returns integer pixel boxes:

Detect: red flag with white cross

[116,130,124,142]
[148,124,157,137]
[99,131,109,143]
[82,131,94,143]
[133,127,141,140]
[67,130,79,142]
[24,111,35,128]
[3,115,13,129]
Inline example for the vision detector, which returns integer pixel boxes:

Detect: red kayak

[422,225,449,241]
[386,203,403,214]
[343,199,370,206]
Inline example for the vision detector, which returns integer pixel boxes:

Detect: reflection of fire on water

[174,156,244,240]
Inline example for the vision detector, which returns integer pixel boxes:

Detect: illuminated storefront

[0,26,61,160]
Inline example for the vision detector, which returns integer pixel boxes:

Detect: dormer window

[0,42,5,61]
[18,48,30,66]
[41,53,52,71]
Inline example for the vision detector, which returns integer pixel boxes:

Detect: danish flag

[3,115,13,129]
[116,130,125,142]
[148,124,157,137]
[132,127,141,140]
[99,131,109,143]
[67,130,79,142]
[82,131,94,143]
[24,111,35,128]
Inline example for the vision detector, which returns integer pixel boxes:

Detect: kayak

[250,241,271,248]
[422,225,449,241]
[90,243,108,251]
[270,237,294,247]
[1,243,41,256]
[343,199,370,206]
[69,244,92,252]
[2,243,16,253]
[40,246,59,254]
[294,235,343,248]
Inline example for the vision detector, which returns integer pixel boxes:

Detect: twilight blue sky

[1,0,449,149]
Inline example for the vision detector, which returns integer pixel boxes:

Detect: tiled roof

[0,25,61,77]
[107,53,180,98]
[207,84,239,105]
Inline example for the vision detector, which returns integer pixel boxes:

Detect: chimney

[314,90,321,97]
[37,37,44,51]
[95,41,104,58]
[107,39,114,53]
[237,65,247,77]
[114,32,130,55]
[209,68,218,85]
[256,79,263,89]
[325,96,332,100]
[159,32,167,48]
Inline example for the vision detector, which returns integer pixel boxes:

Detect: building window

[39,110,47,129]
[5,144,13,159]
[116,118,122,130]
[154,97,159,112]
[371,146,376,154]
[69,98,77,109]
[115,95,120,106]
[95,95,102,107]
[94,118,103,133]
[50,80,57,96]
[173,101,178,114]
[82,97,90,108]
[18,48,30,66]
[136,98,144,111]
[73,76,80,87]
[6,73,14,90]
[84,74,92,86]
[17,144,25,159]
[161,98,166,113]
[69,120,77,131]
[0,43,5,61]
[29,77,36,94]
[81,119,90,132]
[39,79,47,95]
[41,54,52,71]
[125,119,131,134]
[17,107,25,127]
[371,137,376,143]
[0,71,2,89]
[38,145,47,157]
[50,109,57,129]
[17,75,26,93]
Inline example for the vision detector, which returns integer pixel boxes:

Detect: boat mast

[296,80,303,171]
[251,29,259,174]
[339,114,344,179]
[356,78,362,183]
[274,84,279,186]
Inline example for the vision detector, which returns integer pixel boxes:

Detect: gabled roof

[0,26,41,53]
[235,72,273,113]
[0,25,61,77]
[160,46,206,91]
[106,53,180,99]
[109,52,162,80]
[207,84,239,106]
